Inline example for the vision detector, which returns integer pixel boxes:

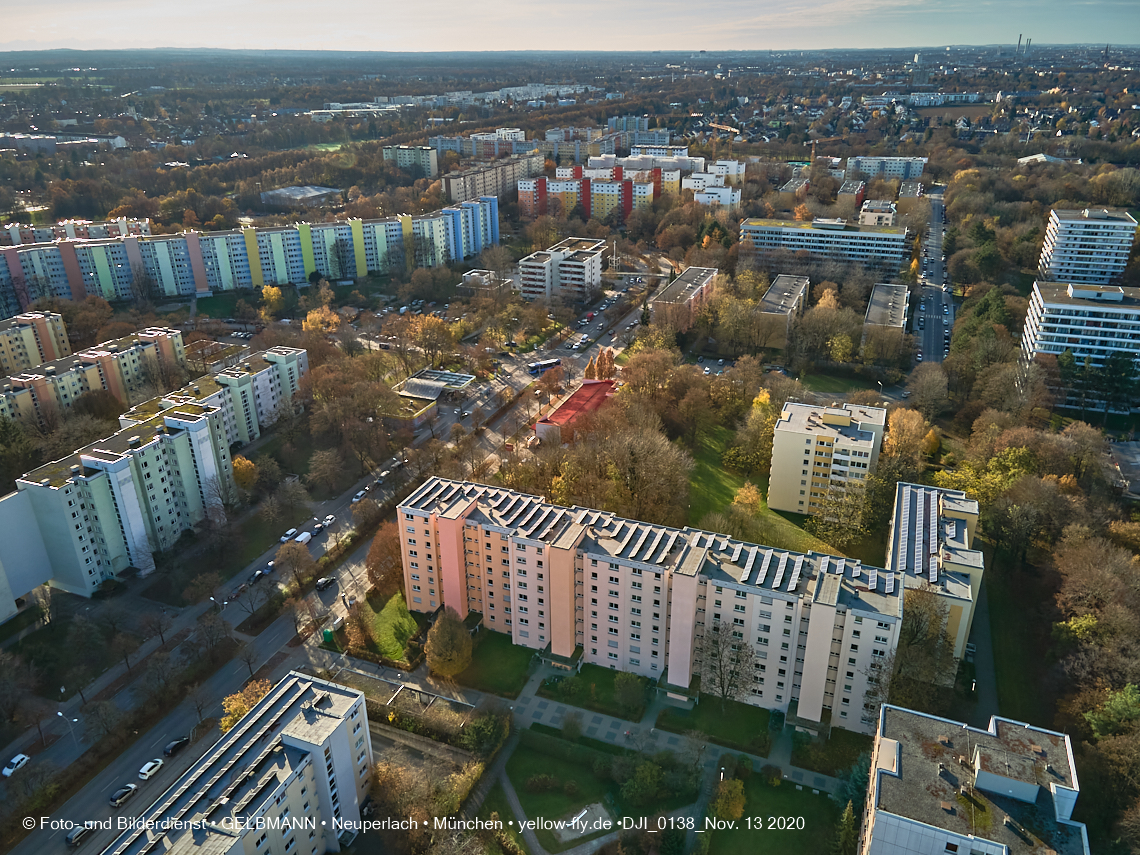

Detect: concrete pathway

[967,575,1000,728]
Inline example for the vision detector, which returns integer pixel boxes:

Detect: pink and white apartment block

[399,478,904,734]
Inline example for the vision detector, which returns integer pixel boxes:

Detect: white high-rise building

[518,237,606,302]
[1037,207,1138,285]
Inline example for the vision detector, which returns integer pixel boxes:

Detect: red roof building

[535,379,615,444]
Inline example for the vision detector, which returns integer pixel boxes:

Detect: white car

[139,758,164,781]
[280,528,298,543]
[351,490,367,503]
[2,754,29,777]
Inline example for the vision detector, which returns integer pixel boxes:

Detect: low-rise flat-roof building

[535,379,615,444]
[260,185,342,208]
[758,274,810,351]
[649,267,718,331]
[864,705,1089,855]
[461,269,514,297]
[859,200,898,227]
[767,402,886,514]
[863,283,910,339]
[739,218,909,273]
[778,177,811,207]
[897,180,924,214]
[518,237,606,302]
[93,671,373,855]
[837,180,866,208]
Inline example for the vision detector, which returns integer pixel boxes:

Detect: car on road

[901,391,912,399]
[916,352,923,362]
[265,560,275,573]
[65,821,98,848]
[943,305,949,314]
[696,356,704,363]
[315,577,336,591]
[312,522,324,534]
[280,528,298,542]
[2,753,29,777]
[163,736,190,757]
[139,759,164,780]
[248,569,263,585]
[294,531,312,545]
[379,470,391,480]
[351,490,367,503]
[110,783,139,807]
[324,514,336,525]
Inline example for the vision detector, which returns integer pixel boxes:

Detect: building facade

[1037,208,1138,285]
[0,311,70,374]
[518,237,606,302]
[739,218,910,272]
[859,200,898,227]
[1,217,151,247]
[864,705,1088,855]
[443,152,544,202]
[845,156,927,180]
[767,403,886,514]
[649,267,718,331]
[94,672,373,855]
[0,201,499,318]
[399,477,903,735]
[382,144,439,178]
[758,274,811,351]
[0,327,186,425]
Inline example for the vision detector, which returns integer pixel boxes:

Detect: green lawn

[689,426,748,525]
[505,744,615,853]
[455,631,535,698]
[478,782,530,855]
[657,697,772,756]
[799,374,877,394]
[709,776,840,855]
[790,728,873,777]
[194,292,250,319]
[985,567,1050,726]
[539,663,647,721]
[370,592,420,660]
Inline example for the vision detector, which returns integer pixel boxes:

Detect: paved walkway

[967,575,1000,728]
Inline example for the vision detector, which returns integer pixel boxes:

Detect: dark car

[109,783,138,808]
[66,822,97,848]
[248,570,262,585]
[163,736,190,757]
[315,577,336,591]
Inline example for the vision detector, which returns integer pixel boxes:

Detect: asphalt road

[916,190,954,364]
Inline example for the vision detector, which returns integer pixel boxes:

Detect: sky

[1,0,1137,53]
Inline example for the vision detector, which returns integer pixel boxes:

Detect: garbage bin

[323,628,334,644]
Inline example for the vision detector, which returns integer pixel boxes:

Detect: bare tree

[696,621,758,712]
[84,700,121,741]
[140,611,173,646]
[234,584,268,618]
[198,611,231,655]
[237,644,260,679]
[188,682,211,724]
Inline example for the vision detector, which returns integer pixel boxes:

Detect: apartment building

[518,237,606,302]
[837,180,866,208]
[1037,207,1138,285]
[896,180,924,215]
[443,152,543,202]
[518,175,654,222]
[94,671,372,855]
[0,311,70,374]
[119,346,308,446]
[0,202,499,317]
[1021,280,1140,381]
[778,177,811,207]
[767,402,886,514]
[0,217,151,246]
[399,477,903,734]
[382,144,439,178]
[758,274,810,350]
[845,156,927,180]
[649,267,718,332]
[863,705,1089,855]
[0,396,235,621]
[863,283,910,341]
[707,160,746,185]
[694,185,741,208]
[739,218,910,272]
[859,200,898,227]
[0,327,186,425]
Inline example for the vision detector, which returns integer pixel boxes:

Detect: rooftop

[898,180,923,198]
[538,379,615,427]
[653,267,718,305]
[873,705,1086,855]
[759,274,810,314]
[548,236,607,254]
[838,180,865,195]
[1051,207,1137,225]
[1035,280,1140,309]
[861,199,897,212]
[775,402,886,444]
[865,283,910,327]
[97,672,362,855]
[3,327,180,385]
[741,217,907,236]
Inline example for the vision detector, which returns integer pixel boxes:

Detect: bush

[592,755,613,779]
[736,754,753,781]
[526,773,558,793]
[760,764,783,786]
[563,780,579,796]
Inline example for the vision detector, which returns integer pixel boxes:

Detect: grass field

[985,565,1051,726]
[194,292,253,319]
[709,777,840,855]
[657,697,772,756]
[306,142,347,152]
[478,782,530,855]
[455,631,535,698]
[790,728,873,777]
[368,592,421,660]
[505,745,612,853]
[0,605,43,643]
[539,664,647,721]
[799,373,877,394]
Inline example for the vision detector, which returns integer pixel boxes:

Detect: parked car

[351,490,367,503]
[2,754,29,777]
[294,531,312,545]
[109,784,138,807]
[65,822,97,848]
[265,560,275,573]
[315,577,336,591]
[280,528,298,543]
[248,569,263,585]
[163,736,190,757]
[324,514,336,525]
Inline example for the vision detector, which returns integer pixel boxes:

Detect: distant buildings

[649,267,718,331]
[693,185,741,208]
[767,402,885,514]
[0,311,70,374]
[382,144,439,178]
[94,672,373,855]
[1037,207,1138,285]
[443,152,543,202]
[1,218,151,247]
[859,200,898,227]
[864,705,1088,855]
[518,237,607,302]
[260,185,342,208]
[846,156,928,180]
[518,174,655,221]
[1022,280,1140,379]
[739,218,910,272]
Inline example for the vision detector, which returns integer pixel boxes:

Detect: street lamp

[58,711,79,747]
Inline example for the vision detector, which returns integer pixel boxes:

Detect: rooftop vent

[45,366,56,376]
[128,436,141,449]
[40,478,50,486]
[69,465,81,476]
